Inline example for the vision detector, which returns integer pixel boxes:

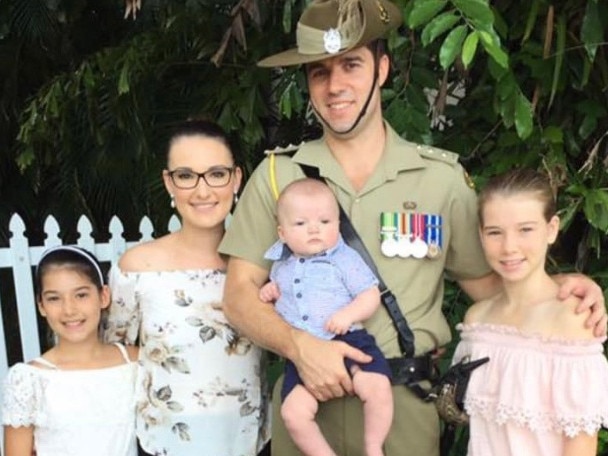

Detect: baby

[260,178,393,456]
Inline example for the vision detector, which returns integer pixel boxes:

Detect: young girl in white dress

[2,246,138,456]
[453,168,608,456]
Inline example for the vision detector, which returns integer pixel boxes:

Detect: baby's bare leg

[352,370,394,456]
[281,385,337,456]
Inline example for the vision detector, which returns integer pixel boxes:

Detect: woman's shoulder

[118,235,174,272]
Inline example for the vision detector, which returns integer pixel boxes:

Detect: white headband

[37,245,104,285]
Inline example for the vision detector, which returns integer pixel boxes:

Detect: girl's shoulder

[6,362,40,379]
[463,294,501,324]
[123,344,139,362]
[103,343,139,366]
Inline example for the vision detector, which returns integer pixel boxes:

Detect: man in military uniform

[219,1,606,454]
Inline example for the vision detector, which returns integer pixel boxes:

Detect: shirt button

[294,278,300,284]
[302,315,309,321]
[355,198,361,203]
[296,293,302,298]
[299,258,305,263]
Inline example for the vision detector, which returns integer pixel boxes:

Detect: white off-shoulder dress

[454,323,608,456]
[1,343,137,456]
[103,267,270,456]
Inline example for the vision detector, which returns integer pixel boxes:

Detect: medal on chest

[380,212,443,259]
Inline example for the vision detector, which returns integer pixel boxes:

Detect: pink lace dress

[453,323,608,456]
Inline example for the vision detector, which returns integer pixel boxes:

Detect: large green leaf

[407,0,447,29]
[581,0,603,63]
[479,30,508,69]
[461,31,479,69]
[548,14,566,109]
[514,92,533,139]
[421,11,460,47]
[521,0,540,44]
[584,189,608,232]
[452,0,494,30]
[439,25,467,69]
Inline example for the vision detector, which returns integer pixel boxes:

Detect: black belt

[387,353,437,399]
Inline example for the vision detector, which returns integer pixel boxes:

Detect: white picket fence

[0,213,181,414]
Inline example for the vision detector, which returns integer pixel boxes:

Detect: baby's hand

[259,282,281,303]
[325,310,353,335]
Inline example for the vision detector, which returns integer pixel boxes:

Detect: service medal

[381,237,399,257]
[397,235,412,258]
[425,214,443,260]
[426,242,441,259]
[411,237,428,258]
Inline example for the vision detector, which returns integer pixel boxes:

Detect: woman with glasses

[102,119,270,456]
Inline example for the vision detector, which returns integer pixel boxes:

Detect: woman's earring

[233,192,239,205]
[170,194,175,209]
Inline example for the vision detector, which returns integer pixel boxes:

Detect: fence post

[8,214,41,362]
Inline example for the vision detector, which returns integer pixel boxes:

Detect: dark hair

[366,39,389,62]
[35,246,105,300]
[166,119,237,166]
[478,168,557,224]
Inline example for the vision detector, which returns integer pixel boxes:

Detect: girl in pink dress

[453,168,608,456]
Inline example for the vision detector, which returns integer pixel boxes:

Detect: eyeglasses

[167,166,234,189]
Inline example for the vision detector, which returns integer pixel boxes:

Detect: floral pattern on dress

[103,267,269,456]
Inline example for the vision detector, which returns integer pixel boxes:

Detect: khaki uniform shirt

[220,122,491,356]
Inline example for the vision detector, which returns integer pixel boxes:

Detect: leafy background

[0,0,607,453]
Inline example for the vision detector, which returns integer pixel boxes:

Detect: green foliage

[3,0,275,241]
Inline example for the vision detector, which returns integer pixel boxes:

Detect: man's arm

[458,271,606,336]
[223,256,372,400]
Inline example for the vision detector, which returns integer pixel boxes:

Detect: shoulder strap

[31,357,58,369]
[298,163,416,358]
[113,343,131,363]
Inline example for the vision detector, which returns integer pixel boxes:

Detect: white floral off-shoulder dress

[103,267,270,456]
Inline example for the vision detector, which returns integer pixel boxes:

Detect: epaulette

[414,143,459,166]
[264,142,304,156]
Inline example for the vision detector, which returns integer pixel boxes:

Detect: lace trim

[466,398,608,437]
[1,365,47,427]
[456,322,606,345]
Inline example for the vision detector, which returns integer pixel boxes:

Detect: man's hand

[292,330,371,401]
[556,273,607,337]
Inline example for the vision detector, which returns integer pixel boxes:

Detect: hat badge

[323,28,342,54]
[376,0,390,24]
